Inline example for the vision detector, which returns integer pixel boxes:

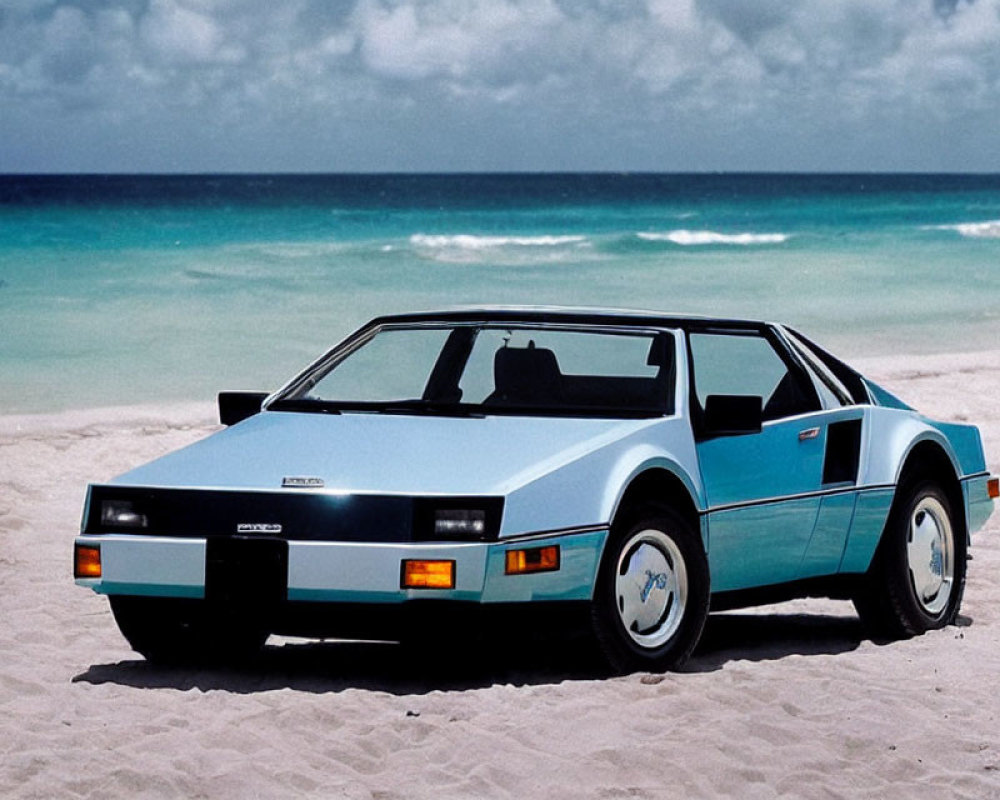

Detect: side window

[689,332,820,422]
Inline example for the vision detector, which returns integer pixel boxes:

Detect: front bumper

[74,528,608,606]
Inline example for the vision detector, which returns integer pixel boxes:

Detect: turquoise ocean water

[2,173,1000,414]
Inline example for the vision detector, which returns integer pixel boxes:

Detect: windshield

[272,324,676,418]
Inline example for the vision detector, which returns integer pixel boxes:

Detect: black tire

[109,596,268,665]
[591,506,710,674]
[853,480,966,639]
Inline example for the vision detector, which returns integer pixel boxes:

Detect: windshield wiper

[271,398,485,418]
[373,401,485,418]
[268,398,341,415]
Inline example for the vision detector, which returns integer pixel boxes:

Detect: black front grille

[205,536,288,606]
[83,485,503,542]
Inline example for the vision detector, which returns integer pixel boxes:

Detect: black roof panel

[368,306,768,331]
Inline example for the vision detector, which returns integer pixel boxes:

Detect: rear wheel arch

[896,439,966,541]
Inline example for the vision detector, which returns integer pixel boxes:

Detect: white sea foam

[637,230,789,246]
[933,220,1000,239]
[410,234,588,249]
[409,233,592,264]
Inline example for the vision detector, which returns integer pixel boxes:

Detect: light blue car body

[75,309,994,621]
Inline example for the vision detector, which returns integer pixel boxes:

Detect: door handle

[798,427,820,441]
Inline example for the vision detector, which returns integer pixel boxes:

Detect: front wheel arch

[611,468,702,543]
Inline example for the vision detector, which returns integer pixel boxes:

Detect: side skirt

[710,575,864,612]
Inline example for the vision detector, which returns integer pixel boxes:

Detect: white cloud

[0,0,998,170]
[356,0,565,84]
[140,0,228,64]
[39,6,97,83]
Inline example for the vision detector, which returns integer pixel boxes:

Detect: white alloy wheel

[614,528,689,649]
[906,494,955,617]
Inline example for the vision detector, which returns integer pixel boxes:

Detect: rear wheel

[853,480,966,638]
[109,596,268,665]
[591,507,709,673]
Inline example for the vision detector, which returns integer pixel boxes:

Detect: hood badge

[237,523,283,534]
[282,476,325,489]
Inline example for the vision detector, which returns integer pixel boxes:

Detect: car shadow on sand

[72,610,881,695]
[688,611,864,672]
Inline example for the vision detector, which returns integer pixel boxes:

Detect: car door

[689,326,847,592]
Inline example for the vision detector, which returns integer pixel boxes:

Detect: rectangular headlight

[434,509,486,538]
[100,499,148,529]
[412,497,503,541]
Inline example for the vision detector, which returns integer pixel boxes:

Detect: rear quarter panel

[840,404,991,573]
[859,406,970,486]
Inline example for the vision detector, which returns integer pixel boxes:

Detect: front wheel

[109,596,268,665]
[591,507,709,673]
[853,480,966,638]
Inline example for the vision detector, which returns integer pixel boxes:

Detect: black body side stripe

[701,483,896,516]
[500,524,609,544]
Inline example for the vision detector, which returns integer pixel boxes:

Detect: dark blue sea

[2,173,999,413]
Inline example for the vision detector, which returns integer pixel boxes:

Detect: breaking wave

[637,230,790,246]
[410,234,588,249]
[933,220,1000,239]
[409,233,592,264]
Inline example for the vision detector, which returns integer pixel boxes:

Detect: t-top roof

[368,305,770,330]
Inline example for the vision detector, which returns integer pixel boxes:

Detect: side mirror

[218,391,268,426]
[703,394,763,437]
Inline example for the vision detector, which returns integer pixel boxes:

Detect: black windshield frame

[269,322,677,419]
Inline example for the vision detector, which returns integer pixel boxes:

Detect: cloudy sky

[2,0,999,172]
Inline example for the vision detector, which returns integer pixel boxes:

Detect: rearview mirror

[703,394,763,437]
[218,391,268,426]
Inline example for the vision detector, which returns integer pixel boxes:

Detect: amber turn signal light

[74,543,102,579]
[505,545,560,575]
[401,559,456,590]
[988,477,1000,499]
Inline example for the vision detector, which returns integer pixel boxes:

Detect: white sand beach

[2,352,1000,799]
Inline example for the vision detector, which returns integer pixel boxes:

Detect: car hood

[111,410,663,496]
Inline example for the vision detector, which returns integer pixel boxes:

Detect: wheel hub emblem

[640,570,668,603]
[929,540,943,577]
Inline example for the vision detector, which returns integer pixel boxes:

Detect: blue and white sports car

[75,308,996,672]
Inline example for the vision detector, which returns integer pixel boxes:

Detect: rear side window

[783,328,868,405]
[689,331,820,422]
